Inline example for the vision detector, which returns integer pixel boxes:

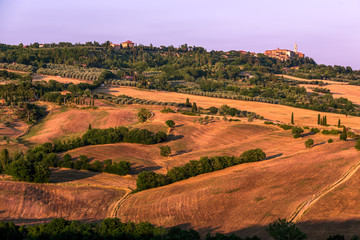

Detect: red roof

[123,40,133,44]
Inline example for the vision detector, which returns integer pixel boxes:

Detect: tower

[294,42,298,53]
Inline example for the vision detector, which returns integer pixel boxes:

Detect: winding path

[109,189,133,218]
[288,159,360,222]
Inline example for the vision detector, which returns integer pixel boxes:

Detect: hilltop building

[265,43,304,61]
[121,40,135,48]
[110,43,121,51]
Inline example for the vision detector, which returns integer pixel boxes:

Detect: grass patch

[255,197,266,202]
[225,188,241,194]
[298,178,313,186]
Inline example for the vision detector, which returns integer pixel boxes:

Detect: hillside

[0,168,135,224]
[114,140,360,239]
[98,85,360,131]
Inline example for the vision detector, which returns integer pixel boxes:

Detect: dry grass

[33,74,90,84]
[298,164,360,239]
[115,140,360,239]
[97,86,360,132]
[22,103,137,144]
[0,181,125,225]
[0,168,136,225]
[278,74,360,106]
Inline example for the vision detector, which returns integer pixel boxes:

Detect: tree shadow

[130,164,162,174]
[167,134,184,142]
[302,132,316,137]
[171,149,193,157]
[265,153,283,160]
[4,217,100,225]
[50,168,101,183]
[313,141,326,147]
[174,124,185,128]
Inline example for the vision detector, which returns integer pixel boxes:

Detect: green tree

[338,119,341,128]
[160,145,171,157]
[266,218,307,240]
[88,124,92,130]
[165,120,175,128]
[240,149,266,162]
[340,126,347,141]
[305,139,314,148]
[0,149,10,171]
[185,98,191,107]
[209,106,218,115]
[354,139,360,150]
[317,114,320,125]
[0,221,23,240]
[291,112,294,124]
[292,127,304,138]
[191,102,198,113]
[138,108,152,123]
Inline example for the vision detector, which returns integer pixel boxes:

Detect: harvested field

[298,165,360,239]
[0,168,136,225]
[0,107,29,140]
[33,74,90,84]
[97,86,360,131]
[50,168,136,189]
[0,181,125,225]
[300,83,360,106]
[115,140,360,239]
[22,103,137,144]
[278,74,360,106]
[66,107,344,176]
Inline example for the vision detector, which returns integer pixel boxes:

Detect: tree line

[136,149,266,192]
[1,216,357,240]
[51,126,168,152]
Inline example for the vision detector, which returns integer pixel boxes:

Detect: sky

[0,0,359,69]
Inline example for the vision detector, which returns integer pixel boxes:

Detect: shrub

[209,106,218,115]
[340,127,347,141]
[279,124,293,130]
[321,129,340,135]
[240,149,266,162]
[160,145,171,157]
[355,139,360,150]
[264,121,274,125]
[310,128,320,134]
[266,219,307,240]
[328,139,334,143]
[138,108,152,123]
[305,139,314,148]
[292,127,304,138]
[165,120,175,128]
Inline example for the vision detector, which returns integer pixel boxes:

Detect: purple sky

[0,0,359,69]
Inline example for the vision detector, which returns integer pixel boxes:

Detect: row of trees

[1,145,132,183]
[136,149,266,191]
[58,154,130,175]
[51,126,168,152]
[2,216,353,240]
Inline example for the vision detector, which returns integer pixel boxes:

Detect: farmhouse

[121,40,135,48]
[110,43,121,51]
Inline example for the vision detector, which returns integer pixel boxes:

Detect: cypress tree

[192,102,197,112]
[186,98,190,107]
[318,114,320,125]
[0,148,9,171]
[291,112,294,124]
[338,119,341,128]
[340,126,347,141]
